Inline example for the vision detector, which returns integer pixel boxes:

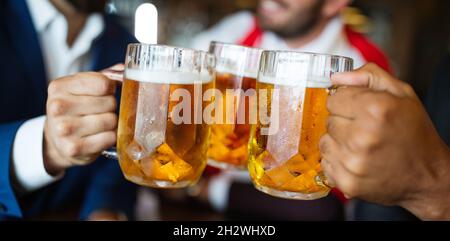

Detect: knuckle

[366,93,396,122]
[347,156,369,176]
[64,140,83,158]
[361,129,381,151]
[319,135,330,155]
[55,120,74,136]
[347,133,365,152]
[326,117,336,134]
[347,129,380,154]
[340,177,360,198]
[321,160,334,180]
[47,81,61,96]
[48,99,68,116]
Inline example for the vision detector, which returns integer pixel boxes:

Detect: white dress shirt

[190,11,366,211]
[191,11,365,68]
[12,0,104,192]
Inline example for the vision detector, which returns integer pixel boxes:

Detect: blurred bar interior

[110,0,450,99]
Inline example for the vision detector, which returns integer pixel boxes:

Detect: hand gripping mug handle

[100,64,124,161]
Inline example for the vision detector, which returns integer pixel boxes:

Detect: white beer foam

[258,76,331,88]
[125,69,213,84]
[216,66,258,79]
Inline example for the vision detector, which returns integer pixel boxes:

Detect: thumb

[331,63,413,97]
[101,63,124,82]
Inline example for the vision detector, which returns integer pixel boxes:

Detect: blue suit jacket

[0,0,137,219]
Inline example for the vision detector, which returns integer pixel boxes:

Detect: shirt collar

[26,0,59,32]
[71,13,105,57]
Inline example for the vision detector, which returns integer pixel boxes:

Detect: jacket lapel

[4,0,48,101]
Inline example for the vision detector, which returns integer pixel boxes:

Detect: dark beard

[259,0,324,39]
[66,0,107,14]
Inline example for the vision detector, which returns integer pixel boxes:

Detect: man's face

[257,0,325,38]
[66,0,107,14]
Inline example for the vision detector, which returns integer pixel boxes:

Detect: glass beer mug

[105,44,215,188]
[207,41,263,170]
[248,51,353,199]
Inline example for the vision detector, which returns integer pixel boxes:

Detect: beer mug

[105,44,216,188]
[248,50,353,200]
[207,41,263,170]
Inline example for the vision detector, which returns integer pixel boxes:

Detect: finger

[75,113,118,137]
[321,159,337,187]
[326,115,353,146]
[332,63,408,97]
[319,134,346,188]
[320,135,360,196]
[327,86,370,119]
[50,72,117,96]
[77,131,117,157]
[47,95,116,116]
[101,64,124,82]
[319,133,341,163]
[109,63,125,71]
[322,129,372,179]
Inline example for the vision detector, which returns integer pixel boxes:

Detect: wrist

[401,145,450,220]
[402,192,450,220]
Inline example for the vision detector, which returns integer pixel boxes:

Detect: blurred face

[66,0,107,14]
[257,0,325,38]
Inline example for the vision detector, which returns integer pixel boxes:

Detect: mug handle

[100,64,125,161]
[102,147,118,160]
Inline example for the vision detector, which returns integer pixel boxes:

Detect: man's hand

[44,72,119,175]
[320,63,450,220]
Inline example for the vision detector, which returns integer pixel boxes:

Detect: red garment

[343,26,392,73]
[207,17,392,204]
[238,18,263,47]
[239,18,391,72]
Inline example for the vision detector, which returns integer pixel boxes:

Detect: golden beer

[248,83,330,197]
[207,42,262,170]
[208,72,256,168]
[116,44,215,188]
[248,51,353,199]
